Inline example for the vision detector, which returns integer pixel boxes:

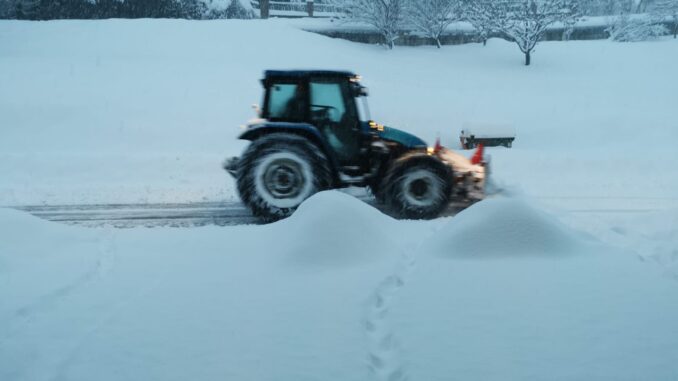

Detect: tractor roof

[263,70,357,81]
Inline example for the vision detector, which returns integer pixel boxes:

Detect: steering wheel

[311,104,338,122]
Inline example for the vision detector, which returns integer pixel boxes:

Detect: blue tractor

[224,70,487,220]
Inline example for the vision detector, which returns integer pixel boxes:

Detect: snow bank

[276,191,399,266]
[427,197,586,258]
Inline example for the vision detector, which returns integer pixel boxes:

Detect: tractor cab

[259,70,372,174]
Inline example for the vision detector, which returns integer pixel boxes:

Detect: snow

[282,191,400,266]
[0,193,419,381]
[1,18,678,380]
[398,230,678,381]
[461,123,516,139]
[425,197,584,258]
[2,193,678,380]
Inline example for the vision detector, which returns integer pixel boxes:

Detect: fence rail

[251,0,339,18]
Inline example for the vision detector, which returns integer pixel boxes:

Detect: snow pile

[426,197,584,258]
[276,191,400,266]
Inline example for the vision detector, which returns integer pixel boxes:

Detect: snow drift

[278,191,399,266]
[427,197,585,258]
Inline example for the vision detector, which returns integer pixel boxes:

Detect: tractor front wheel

[382,156,453,220]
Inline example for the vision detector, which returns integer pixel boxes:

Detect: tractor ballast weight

[224,70,487,220]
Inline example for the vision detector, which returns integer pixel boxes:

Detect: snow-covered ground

[1,19,678,380]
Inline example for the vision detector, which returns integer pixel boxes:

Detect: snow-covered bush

[606,12,668,41]
[331,0,406,49]
[406,0,463,48]
[652,0,678,38]
[203,0,255,19]
[568,0,657,16]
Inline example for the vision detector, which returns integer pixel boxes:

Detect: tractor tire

[367,180,385,204]
[381,154,453,220]
[237,133,332,221]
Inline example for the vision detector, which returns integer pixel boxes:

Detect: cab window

[309,80,360,163]
[309,82,347,123]
[266,83,306,121]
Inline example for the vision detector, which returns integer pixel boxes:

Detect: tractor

[224,70,488,220]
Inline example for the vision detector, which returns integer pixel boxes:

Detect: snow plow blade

[436,144,488,202]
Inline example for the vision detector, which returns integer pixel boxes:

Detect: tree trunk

[483,38,487,46]
[306,1,313,18]
[260,0,269,19]
[435,37,441,49]
[525,50,531,66]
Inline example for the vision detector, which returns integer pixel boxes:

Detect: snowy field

[1,19,678,380]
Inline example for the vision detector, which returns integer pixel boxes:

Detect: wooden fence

[251,0,338,18]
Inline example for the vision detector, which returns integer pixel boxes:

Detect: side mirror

[351,83,369,97]
[252,104,261,117]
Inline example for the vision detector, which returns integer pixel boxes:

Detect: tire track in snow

[12,196,475,228]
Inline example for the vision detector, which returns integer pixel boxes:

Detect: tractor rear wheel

[381,155,453,220]
[237,133,332,221]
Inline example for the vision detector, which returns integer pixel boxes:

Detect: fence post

[307,1,314,17]
[260,0,269,19]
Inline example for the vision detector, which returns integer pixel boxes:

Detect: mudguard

[239,121,324,142]
[237,121,341,179]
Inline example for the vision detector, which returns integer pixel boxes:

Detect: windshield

[356,94,371,122]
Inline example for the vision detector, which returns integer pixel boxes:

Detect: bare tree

[635,0,660,12]
[496,0,578,65]
[462,0,512,45]
[562,9,578,39]
[332,0,406,49]
[406,0,463,48]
